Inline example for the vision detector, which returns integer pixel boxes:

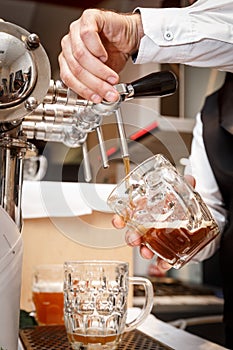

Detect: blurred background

[0,0,225,183]
[1,1,226,346]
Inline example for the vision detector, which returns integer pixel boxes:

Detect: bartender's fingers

[60,31,112,79]
[58,46,119,103]
[70,14,109,63]
[67,28,119,87]
[112,214,126,229]
[125,229,142,247]
[184,174,196,188]
[124,229,155,259]
[140,245,155,259]
[148,262,167,277]
[59,53,102,103]
[156,257,172,272]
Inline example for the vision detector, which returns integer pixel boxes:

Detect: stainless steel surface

[133,276,224,346]
[0,134,36,229]
[19,326,173,350]
[0,19,177,228]
[133,277,224,315]
[114,108,129,158]
[81,141,92,182]
[96,126,109,168]
[0,21,50,123]
[18,311,229,350]
[0,19,49,227]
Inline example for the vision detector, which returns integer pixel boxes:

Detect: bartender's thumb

[184,174,196,188]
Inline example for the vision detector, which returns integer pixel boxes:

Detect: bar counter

[18,308,228,350]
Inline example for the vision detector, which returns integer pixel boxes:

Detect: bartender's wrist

[130,12,144,60]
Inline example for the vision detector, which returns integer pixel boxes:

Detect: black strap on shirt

[201,72,233,348]
[219,72,233,135]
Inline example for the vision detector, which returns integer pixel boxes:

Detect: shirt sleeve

[134,1,233,71]
[184,113,227,262]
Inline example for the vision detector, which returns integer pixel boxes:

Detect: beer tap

[22,70,177,175]
[0,19,178,350]
[0,19,177,228]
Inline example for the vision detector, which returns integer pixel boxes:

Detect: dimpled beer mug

[107,154,220,269]
[64,260,153,350]
[32,264,64,325]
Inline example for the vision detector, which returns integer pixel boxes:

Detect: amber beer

[67,330,120,346]
[32,264,64,325]
[123,156,134,209]
[32,288,64,325]
[123,156,131,177]
[141,221,217,268]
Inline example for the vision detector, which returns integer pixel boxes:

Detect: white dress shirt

[136,0,233,72]
[184,113,227,262]
[133,0,232,262]
[133,0,231,262]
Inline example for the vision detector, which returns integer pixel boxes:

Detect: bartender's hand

[112,175,196,273]
[112,214,172,273]
[58,9,144,103]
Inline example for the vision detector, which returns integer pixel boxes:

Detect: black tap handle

[129,71,177,98]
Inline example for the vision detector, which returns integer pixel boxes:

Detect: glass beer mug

[64,260,153,350]
[107,154,220,269]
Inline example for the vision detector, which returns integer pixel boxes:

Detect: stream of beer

[123,156,131,177]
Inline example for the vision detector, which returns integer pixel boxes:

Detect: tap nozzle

[114,108,129,159]
[95,126,109,169]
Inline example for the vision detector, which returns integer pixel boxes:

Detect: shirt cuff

[136,7,194,47]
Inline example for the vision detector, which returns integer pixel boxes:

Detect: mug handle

[125,276,154,332]
[31,155,48,181]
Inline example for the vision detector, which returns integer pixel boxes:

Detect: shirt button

[164,30,174,41]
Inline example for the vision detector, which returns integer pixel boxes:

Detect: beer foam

[137,219,212,232]
[138,220,186,230]
[32,281,63,293]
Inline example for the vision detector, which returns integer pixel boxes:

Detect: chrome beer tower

[0,20,177,230]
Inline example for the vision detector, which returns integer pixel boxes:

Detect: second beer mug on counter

[32,264,64,325]
[107,154,220,269]
[64,260,153,350]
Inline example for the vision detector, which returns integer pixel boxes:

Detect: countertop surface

[136,311,228,350]
[18,308,228,350]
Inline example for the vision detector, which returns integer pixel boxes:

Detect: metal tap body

[0,20,177,228]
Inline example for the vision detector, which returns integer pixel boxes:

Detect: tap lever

[130,71,177,98]
[115,71,177,100]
